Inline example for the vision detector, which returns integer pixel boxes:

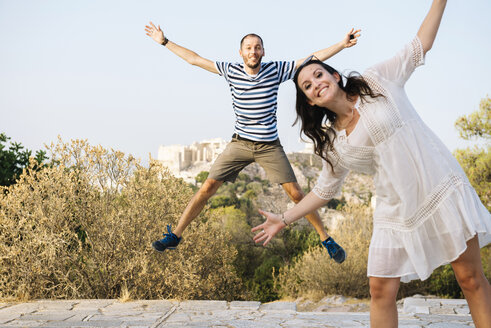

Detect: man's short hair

[240,33,264,48]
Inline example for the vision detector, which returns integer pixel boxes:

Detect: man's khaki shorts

[208,137,297,184]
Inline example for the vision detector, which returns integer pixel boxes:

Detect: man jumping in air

[145,22,360,263]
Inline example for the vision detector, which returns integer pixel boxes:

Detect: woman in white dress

[252,0,491,327]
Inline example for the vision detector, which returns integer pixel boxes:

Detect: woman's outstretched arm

[252,192,328,246]
[417,0,447,55]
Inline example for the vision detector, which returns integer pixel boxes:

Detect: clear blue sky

[1,0,490,164]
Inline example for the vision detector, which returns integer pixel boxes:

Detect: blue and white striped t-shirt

[215,61,296,142]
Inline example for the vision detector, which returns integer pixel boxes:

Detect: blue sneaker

[322,237,346,264]
[152,225,182,252]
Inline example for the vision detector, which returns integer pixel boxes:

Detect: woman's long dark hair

[293,60,383,170]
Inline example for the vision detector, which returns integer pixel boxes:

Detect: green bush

[195,171,209,184]
[209,195,237,208]
[428,265,463,298]
[251,256,283,302]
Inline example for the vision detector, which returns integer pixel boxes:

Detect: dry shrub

[0,138,242,300]
[276,203,372,300]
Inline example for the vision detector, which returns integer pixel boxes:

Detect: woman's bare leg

[451,235,491,328]
[369,277,400,328]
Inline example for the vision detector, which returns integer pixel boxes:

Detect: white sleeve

[365,37,425,86]
[312,158,349,200]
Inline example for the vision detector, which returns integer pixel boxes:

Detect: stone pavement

[0,296,474,328]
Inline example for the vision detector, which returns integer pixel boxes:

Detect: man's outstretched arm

[295,28,361,69]
[145,22,219,74]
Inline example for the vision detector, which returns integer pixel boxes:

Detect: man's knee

[198,178,222,198]
[284,183,305,203]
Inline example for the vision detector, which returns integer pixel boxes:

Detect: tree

[0,133,47,187]
[455,96,490,140]
[454,96,490,209]
[454,147,490,209]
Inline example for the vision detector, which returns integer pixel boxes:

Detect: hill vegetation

[0,96,489,301]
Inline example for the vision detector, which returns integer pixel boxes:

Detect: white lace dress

[313,36,491,283]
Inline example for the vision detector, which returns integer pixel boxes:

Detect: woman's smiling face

[297,63,341,107]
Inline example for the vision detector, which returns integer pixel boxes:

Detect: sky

[1,0,490,165]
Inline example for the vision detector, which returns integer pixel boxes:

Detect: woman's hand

[251,209,286,246]
[145,22,165,44]
[343,28,361,48]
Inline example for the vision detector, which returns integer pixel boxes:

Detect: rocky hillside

[180,152,375,231]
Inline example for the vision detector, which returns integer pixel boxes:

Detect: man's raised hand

[343,28,361,48]
[145,22,165,44]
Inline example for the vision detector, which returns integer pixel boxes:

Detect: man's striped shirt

[215,61,296,142]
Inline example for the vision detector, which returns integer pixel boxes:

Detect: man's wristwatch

[161,37,169,46]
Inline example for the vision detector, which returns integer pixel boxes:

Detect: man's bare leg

[173,178,223,237]
[281,181,345,263]
[281,182,328,240]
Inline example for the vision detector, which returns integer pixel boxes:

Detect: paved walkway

[0,297,474,327]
